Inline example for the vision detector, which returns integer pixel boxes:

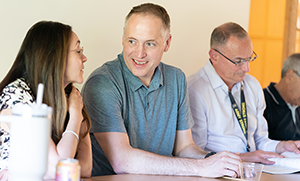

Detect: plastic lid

[12,103,52,117]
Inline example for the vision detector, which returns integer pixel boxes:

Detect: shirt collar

[204,60,241,93]
[119,52,163,92]
[266,82,289,106]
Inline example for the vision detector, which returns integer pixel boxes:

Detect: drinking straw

[36,83,44,105]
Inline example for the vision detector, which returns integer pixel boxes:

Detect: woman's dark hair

[0,21,91,144]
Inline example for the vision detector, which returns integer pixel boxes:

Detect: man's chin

[238,74,246,81]
[235,77,245,84]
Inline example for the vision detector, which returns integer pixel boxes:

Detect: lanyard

[228,82,250,152]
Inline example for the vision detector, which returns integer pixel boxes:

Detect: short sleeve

[176,71,194,131]
[82,74,127,134]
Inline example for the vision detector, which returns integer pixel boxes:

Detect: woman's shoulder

[0,78,34,111]
[2,78,33,96]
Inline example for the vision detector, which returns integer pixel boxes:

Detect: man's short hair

[124,3,170,33]
[282,53,300,78]
[210,22,248,48]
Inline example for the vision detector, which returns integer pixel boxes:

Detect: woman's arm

[0,169,10,181]
[44,86,89,179]
[75,121,92,177]
[45,121,92,179]
[45,130,80,178]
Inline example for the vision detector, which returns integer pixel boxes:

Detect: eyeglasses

[213,49,257,66]
[70,47,84,57]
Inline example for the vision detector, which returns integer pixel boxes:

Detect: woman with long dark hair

[0,21,92,180]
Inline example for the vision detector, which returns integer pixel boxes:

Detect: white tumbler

[8,103,52,181]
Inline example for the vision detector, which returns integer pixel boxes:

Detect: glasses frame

[213,49,257,66]
[70,46,84,57]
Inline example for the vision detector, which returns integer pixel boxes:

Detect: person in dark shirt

[264,53,300,140]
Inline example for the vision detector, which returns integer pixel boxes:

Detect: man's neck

[274,81,289,104]
[225,82,236,91]
[139,76,152,88]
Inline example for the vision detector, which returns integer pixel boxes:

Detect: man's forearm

[113,147,240,178]
[113,147,204,176]
[174,143,207,159]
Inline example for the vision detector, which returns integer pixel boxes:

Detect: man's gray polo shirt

[82,52,194,176]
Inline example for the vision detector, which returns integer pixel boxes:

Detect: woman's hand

[0,169,10,181]
[67,86,83,122]
[67,85,83,112]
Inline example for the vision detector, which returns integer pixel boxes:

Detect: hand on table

[276,141,300,154]
[199,151,240,178]
[239,150,283,164]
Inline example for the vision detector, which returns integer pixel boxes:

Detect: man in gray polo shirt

[82,3,240,178]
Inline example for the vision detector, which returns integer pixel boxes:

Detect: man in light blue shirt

[188,22,300,164]
[82,3,241,178]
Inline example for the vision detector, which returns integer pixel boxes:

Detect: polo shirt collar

[266,82,287,106]
[119,52,163,91]
[148,65,163,91]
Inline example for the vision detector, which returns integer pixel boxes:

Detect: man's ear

[284,69,298,85]
[286,69,295,79]
[164,34,172,52]
[209,49,217,63]
[209,49,215,58]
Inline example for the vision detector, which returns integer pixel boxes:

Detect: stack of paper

[263,152,300,174]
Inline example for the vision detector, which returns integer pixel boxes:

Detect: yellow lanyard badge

[228,82,250,152]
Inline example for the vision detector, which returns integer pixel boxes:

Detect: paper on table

[263,165,300,174]
[262,152,300,174]
[281,151,300,158]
